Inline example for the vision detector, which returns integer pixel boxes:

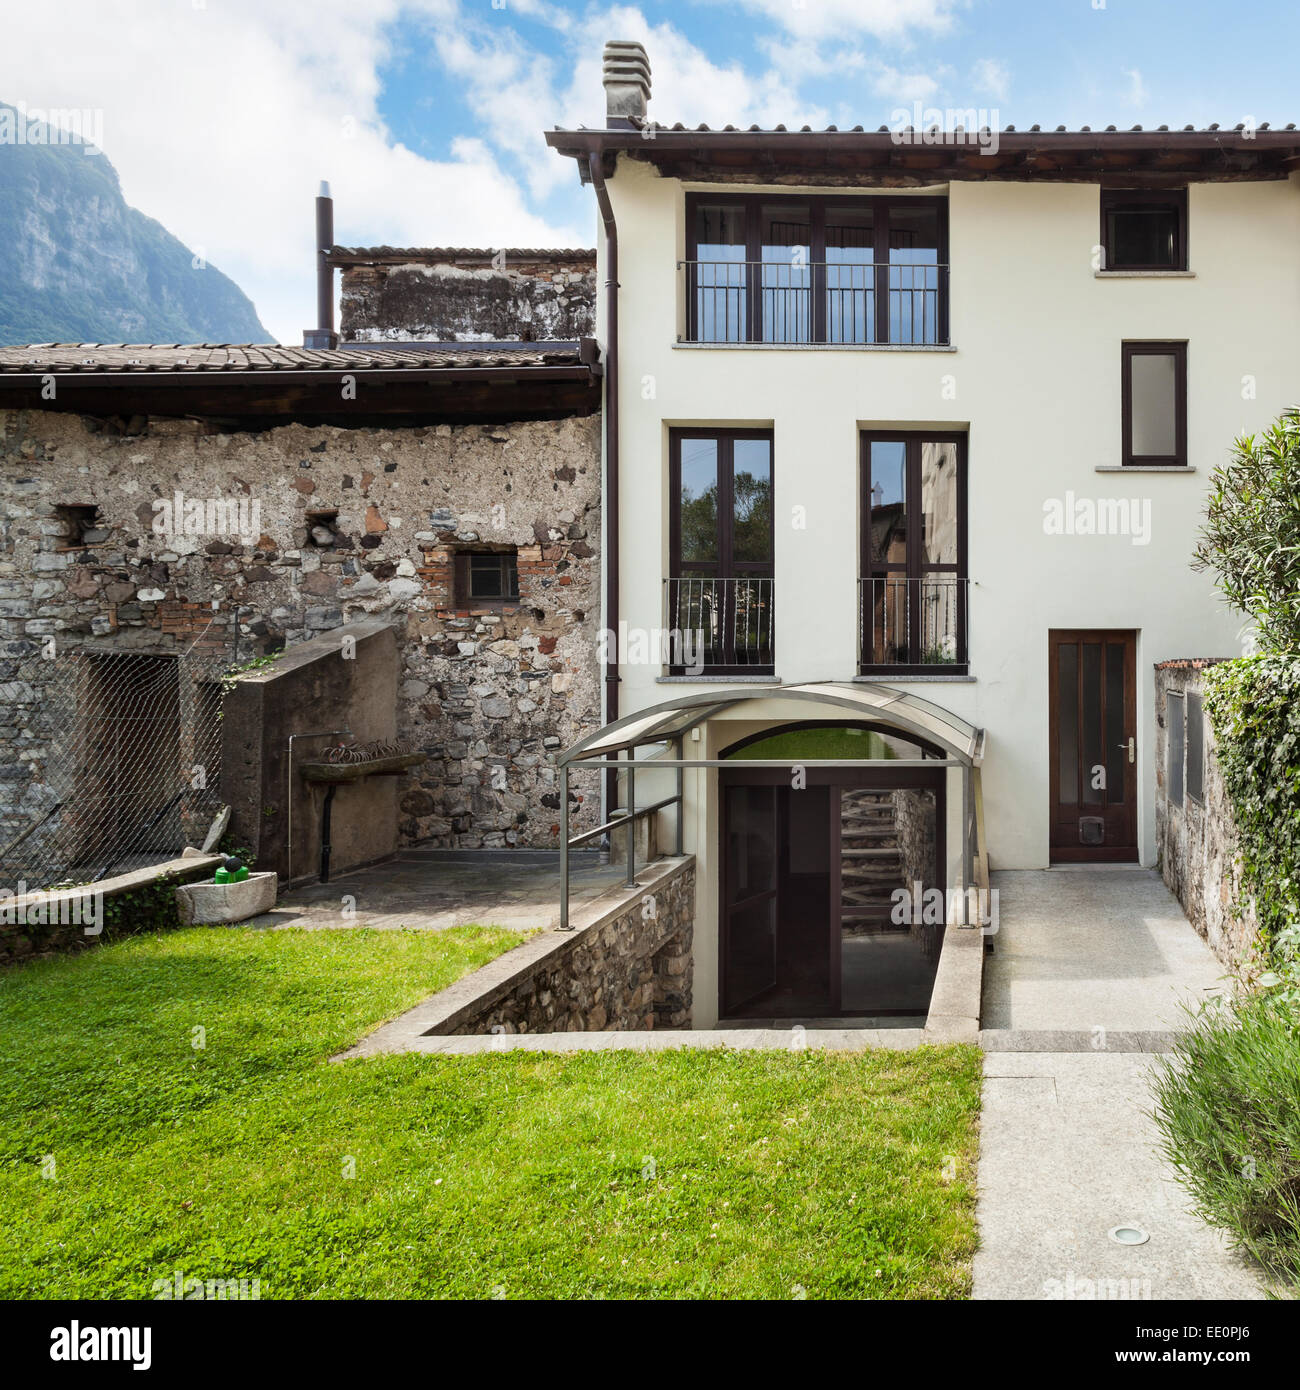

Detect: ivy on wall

[1203,654,1300,979]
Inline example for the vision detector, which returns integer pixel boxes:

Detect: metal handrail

[680,259,949,345]
[859,575,968,667]
[567,795,680,850]
[664,575,775,671]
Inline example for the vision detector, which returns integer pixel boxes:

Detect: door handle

[1115,738,1134,763]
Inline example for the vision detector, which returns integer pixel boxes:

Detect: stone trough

[175,871,279,926]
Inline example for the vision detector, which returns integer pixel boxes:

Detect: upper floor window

[860,432,967,673]
[1101,188,1188,271]
[667,429,774,674]
[1122,341,1187,467]
[684,194,949,346]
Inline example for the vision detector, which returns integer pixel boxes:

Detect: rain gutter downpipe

[588,151,620,821]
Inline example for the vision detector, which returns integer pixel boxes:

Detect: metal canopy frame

[556,681,986,929]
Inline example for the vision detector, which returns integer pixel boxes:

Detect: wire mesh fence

[0,645,229,889]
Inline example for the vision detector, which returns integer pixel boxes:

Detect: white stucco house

[547,41,1300,1027]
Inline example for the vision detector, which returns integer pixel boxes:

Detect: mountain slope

[0,105,270,345]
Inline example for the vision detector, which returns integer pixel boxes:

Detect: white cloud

[0,0,580,344]
[723,0,962,42]
[1123,67,1150,106]
[970,58,1010,102]
[868,63,946,109]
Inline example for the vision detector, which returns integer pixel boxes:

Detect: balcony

[681,260,949,347]
[665,576,775,676]
[860,576,968,675]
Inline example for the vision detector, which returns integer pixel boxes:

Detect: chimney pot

[602,39,651,127]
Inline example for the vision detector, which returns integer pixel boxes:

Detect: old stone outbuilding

[0,247,604,890]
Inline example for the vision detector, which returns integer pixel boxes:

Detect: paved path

[974,868,1264,1300]
[982,868,1226,1032]
[973,1052,1264,1300]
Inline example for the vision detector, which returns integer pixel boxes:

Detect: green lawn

[0,926,981,1300]
[728,726,898,760]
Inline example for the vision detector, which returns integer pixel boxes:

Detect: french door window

[668,429,774,674]
[860,431,968,673]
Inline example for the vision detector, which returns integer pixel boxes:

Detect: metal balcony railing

[860,575,968,671]
[665,576,775,674]
[681,260,949,346]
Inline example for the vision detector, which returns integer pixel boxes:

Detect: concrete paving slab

[973,1052,1265,1301]
[982,869,1226,1032]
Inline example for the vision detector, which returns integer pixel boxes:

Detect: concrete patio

[246,848,623,933]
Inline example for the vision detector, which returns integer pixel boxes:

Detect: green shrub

[1203,655,1300,975]
[1193,410,1300,652]
[1152,992,1300,1291]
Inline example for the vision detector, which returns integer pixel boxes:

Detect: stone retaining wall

[447,860,695,1034]
[1154,660,1257,970]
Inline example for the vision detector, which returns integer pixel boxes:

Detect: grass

[1152,991,1300,1294]
[728,726,898,761]
[0,926,981,1300]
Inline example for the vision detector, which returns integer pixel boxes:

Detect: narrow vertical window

[1122,341,1187,467]
[669,430,774,674]
[860,432,967,672]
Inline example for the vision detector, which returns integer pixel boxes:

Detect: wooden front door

[1048,630,1138,863]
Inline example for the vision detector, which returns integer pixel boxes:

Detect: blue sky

[4,0,1299,342]
[372,0,1300,256]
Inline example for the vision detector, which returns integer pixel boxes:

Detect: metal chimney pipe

[304,180,337,348]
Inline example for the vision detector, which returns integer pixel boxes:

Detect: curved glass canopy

[558,681,984,767]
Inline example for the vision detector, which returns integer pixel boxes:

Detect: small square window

[55,503,103,550]
[1101,189,1188,271]
[1122,341,1187,467]
[455,550,519,605]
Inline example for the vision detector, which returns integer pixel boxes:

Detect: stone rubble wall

[339,255,596,344]
[892,786,936,893]
[1155,660,1258,971]
[0,407,602,851]
[446,860,695,1034]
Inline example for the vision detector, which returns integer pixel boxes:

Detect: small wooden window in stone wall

[1167,693,1184,807]
[1186,691,1204,803]
[454,548,519,606]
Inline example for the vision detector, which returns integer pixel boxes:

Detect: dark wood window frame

[453,548,520,607]
[1100,187,1188,272]
[859,430,968,676]
[685,192,950,345]
[668,427,775,676]
[1121,340,1188,468]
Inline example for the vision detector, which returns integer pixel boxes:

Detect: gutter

[588,151,621,816]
